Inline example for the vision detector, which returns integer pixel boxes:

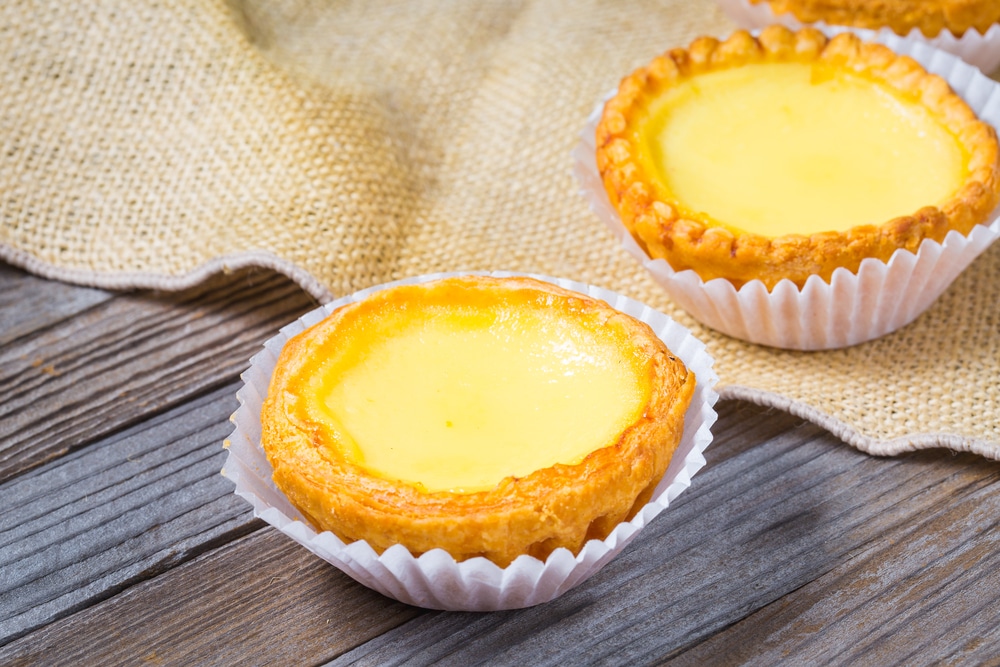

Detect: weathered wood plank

[663,453,1000,666]
[0,399,797,663]
[324,426,1000,666]
[0,527,423,666]
[0,263,113,347]
[0,384,255,644]
[0,267,315,482]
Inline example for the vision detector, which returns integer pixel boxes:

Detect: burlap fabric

[1,0,997,458]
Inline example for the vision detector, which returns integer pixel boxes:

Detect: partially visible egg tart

[596,27,1000,289]
[260,275,696,567]
[750,0,1000,38]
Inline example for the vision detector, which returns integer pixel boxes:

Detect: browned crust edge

[595,27,1000,290]
[750,0,1000,38]
[259,275,697,567]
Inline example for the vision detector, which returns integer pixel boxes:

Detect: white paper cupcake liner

[222,271,719,611]
[717,0,1000,72]
[574,39,1000,350]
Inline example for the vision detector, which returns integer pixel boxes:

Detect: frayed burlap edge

[721,386,998,459]
[0,243,334,303]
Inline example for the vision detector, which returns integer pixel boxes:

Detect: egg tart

[750,0,1000,37]
[595,27,1000,290]
[260,275,696,567]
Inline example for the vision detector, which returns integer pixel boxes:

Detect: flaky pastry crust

[260,276,697,567]
[752,0,1000,37]
[595,27,1000,289]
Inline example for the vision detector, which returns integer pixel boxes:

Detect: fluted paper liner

[717,0,1000,72]
[574,38,1000,350]
[222,272,718,611]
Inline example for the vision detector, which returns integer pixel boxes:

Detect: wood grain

[665,453,1000,666]
[0,527,423,666]
[0,265,315,482]
[0,385,256,644]
[326,427,1000,666]
[0,264,113,348]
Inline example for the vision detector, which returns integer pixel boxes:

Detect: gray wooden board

[0,266,315,481]
[0,383,256,644]
[0,528,424,667]
[0,264,113,348]
[325,432,1000,666]
[3,263,1000,665]
[667,454,1000,666]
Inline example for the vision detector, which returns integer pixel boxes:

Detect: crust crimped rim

[750,0,1000,38]
[595,26,1000,290]
[259,275,697,567]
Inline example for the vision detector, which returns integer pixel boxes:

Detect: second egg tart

[260,276,696,567]
[750,0,1000,38]
[596,27,1000,289]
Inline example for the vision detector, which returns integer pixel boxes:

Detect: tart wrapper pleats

[576,37,1000,350]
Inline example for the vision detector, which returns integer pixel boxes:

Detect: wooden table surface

[1,260,999,666]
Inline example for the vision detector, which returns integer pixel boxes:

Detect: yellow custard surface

[301,282,648,494]
[640,62,968,238]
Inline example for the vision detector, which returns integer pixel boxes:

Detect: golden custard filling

[640,62,969,238]
[295,286,649,494]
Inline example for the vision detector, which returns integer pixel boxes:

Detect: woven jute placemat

[1,0,997,458]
